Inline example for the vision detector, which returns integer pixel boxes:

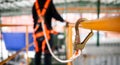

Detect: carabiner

[74,18,93,50]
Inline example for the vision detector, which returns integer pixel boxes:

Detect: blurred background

[0,0,120,65]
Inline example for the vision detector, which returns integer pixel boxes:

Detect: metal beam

[1,7,120,16]
[96,0,100,46]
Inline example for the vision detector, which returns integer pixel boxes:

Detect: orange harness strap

[35,0,51,17]
[33,0,52,52]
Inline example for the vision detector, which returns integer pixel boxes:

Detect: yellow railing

[66,24,73,65]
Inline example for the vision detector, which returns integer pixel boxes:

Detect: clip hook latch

[74,18,93,50]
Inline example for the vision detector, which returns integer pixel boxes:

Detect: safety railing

[0,24,33,65]
[1,16,119,65]
[66,16,120,65]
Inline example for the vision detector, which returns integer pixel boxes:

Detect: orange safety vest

[33,0,58,52]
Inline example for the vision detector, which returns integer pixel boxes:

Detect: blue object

[2,32,34,51]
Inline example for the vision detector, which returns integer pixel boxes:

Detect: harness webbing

[35,0,51,16]
[33,0,83,63]
[33,0,51,52]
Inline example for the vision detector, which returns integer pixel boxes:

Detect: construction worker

[32,0,68,65]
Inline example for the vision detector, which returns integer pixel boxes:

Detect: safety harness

[33,0,93,63]
[33,0,57,52]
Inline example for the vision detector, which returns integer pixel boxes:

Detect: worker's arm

[51,0,65,22]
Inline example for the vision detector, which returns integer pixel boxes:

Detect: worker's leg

[34,51,42,65]
[44,34,53,65]
[44,53,52,65]
[34,37,44,65]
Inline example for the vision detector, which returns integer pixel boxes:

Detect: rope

[41,19,82,63]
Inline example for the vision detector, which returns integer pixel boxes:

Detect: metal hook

[74,18,93,50]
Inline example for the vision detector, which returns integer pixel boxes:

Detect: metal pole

[26,25,29,65]
[64,0,73,65]
[64,0,67,13]
[96,0,100,46]
[0,8,3,61]
[67,25,73,65]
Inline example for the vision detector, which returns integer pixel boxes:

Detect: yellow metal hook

[74,18,93,50]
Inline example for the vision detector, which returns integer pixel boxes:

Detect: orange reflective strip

[35,32,44,38]
[50,30,58,35]
[34,24,56,52]
[34,0,51,52]
[42,35,50,52]
[34,25,39,32]
[41,0,51,15]
[41,9,46,16]
[35,0,51,16]
[41,24,50,52]
[42,40,46,52]
[35,0,41,17]
[37,11,41,17]
[33,34,39,52]
[44,0,51,9]
[35,0,39,9]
